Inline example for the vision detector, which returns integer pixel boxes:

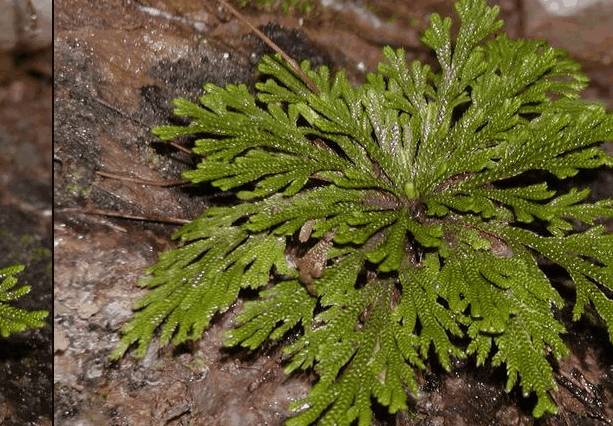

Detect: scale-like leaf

[115,0,613,422]
[0,265,47,337]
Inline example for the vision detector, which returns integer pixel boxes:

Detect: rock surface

[53,1,612,425]
[0,46,52,424]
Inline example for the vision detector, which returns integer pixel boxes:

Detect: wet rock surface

[523,0,613,108]
[54,1,612,425]
[0,47,52,424]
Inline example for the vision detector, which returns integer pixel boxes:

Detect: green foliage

[237,0,314,14]
[114,0,613,422]
[0,265,47,337]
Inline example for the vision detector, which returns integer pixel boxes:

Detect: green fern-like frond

[114,0,613,421]
[0,265,48,337]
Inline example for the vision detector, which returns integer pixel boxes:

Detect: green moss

[238,0,315,14]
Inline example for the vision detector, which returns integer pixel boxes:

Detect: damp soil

[53,1,613,425]
[0,48,52,424]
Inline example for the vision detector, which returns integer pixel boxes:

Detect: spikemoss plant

[113,0,613,422]
[0,265,47,337]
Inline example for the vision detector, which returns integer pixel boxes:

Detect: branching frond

[115,0,613,422]
[0,265,47,337]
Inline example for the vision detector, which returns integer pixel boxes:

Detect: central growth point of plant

[113,0,613,423]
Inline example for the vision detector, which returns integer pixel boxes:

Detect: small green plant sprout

[0,264,48,337]
[112,0,613,422]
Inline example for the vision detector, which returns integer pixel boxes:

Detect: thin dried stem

[59,207,190,225]
[168,141,193,155]
[91,96,194,155]
[96,170,189,187]
[217,0,320,94]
